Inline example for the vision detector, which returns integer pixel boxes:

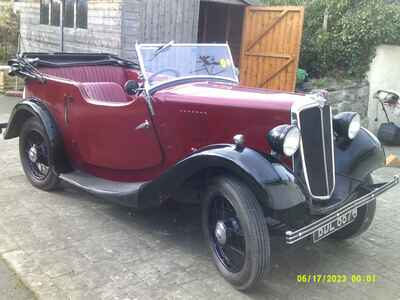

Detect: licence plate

[312,208,358,243]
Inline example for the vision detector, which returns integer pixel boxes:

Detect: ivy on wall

[262,0,400,78]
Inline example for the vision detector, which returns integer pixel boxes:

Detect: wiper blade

[150,40,174,61]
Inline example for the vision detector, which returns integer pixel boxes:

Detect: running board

[59,170,147,207]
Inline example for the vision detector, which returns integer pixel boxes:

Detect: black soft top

[8,52,139,81]
[17,52,139,68]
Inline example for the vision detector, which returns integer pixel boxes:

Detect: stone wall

[307,78,370,126]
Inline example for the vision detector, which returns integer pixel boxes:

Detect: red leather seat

[39,66,141,103]
[40,66,128,86]
[80,82,128,103]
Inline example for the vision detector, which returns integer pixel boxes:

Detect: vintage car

[4,42,399,290]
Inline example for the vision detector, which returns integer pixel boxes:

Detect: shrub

[0,3,19,63]
[261,0,400,78]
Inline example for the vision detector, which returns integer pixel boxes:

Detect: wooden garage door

[239,6,304,92]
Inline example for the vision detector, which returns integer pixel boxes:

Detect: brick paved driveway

[1,121,400,299]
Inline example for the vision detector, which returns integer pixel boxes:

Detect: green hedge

[261,0,400,78]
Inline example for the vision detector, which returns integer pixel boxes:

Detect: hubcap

[215,221,227,245]
[28,145,38,163]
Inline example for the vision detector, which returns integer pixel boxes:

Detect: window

[50,0,60,26]
[39,0,87,29]
[64,0,75,28]
[76,0,88,29]
[40,0,49,25]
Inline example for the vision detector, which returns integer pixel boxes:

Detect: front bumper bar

[286,175,399,244]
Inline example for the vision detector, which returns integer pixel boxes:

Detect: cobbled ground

[0,99,400,299]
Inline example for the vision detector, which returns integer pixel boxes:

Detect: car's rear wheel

[330,175,376,240]
[202,175,270,291]
[19,117,59,190]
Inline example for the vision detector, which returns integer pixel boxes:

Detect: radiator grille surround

[292,100,335,200]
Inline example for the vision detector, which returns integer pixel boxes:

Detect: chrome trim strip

[319,106,330,194]
[291,98,336,200]
[285,175,399,244]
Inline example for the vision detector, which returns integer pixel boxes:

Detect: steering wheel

[148,68,180,83]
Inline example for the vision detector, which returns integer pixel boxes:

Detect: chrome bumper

[285,175,399,244]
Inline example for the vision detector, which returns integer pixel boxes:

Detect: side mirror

[124,80,140,96]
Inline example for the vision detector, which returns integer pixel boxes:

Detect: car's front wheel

[330,175,376,240]
[202,175,270,291]
[19,117,59,190]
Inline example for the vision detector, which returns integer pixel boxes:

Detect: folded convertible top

[16,52,139,68]
[7,52,139,81]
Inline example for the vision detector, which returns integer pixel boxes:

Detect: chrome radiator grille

[292,102,335,199]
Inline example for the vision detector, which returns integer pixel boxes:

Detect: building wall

[121,0,201,60]
[16,0,202,60]
[120,0,141,60]
[367,45,400,133]
[140,0,200,43]
[16,0,246,61]
[16,0,125,55]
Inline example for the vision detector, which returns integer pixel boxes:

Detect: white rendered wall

[368,45,400,133]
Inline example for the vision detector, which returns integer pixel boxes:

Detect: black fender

[4,98,70,172]
[332,127,385,201]
[137,144,306,211]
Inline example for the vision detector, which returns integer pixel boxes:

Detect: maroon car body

[4,44,398,290]
[25,74,295,181]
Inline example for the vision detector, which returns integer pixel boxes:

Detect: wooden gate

[239,6,304,92]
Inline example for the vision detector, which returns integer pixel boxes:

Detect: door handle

[135,120,151,130]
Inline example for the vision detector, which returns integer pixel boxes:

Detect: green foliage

[296,68,308,84]
[261,0,400,78]
[0,3,18,63]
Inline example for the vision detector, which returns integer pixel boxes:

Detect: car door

[69,95,163,171]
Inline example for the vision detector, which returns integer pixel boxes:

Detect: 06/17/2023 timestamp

[297,274,377,284]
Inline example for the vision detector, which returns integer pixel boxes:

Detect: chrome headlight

[267,125,301,156]
[333,112,361,140]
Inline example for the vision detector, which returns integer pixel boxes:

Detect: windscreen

[137,43,238,88]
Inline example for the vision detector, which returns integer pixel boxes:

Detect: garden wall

[308,79,370,127]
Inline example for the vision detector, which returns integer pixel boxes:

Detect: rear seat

[40,66,127,85]
[39,66,134,103]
